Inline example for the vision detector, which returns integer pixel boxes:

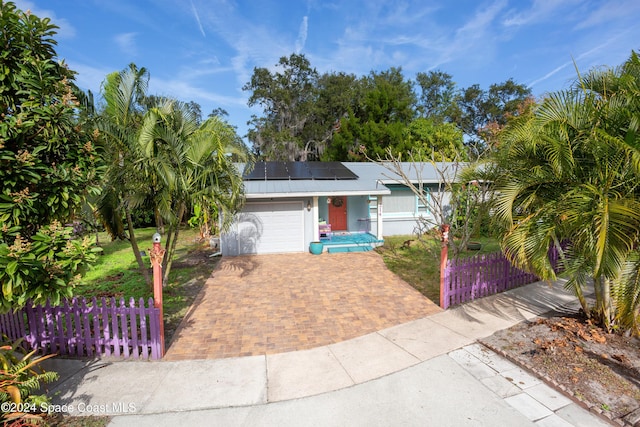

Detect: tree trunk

[601,277,613,332]
[574,283,590,317]
[125,207,151,288]
[162,225,174,272]
[162,203,186,287]
[554,240,589,316]
[163,229,173,267]
[155,207,165,234]
[593,274,603,315]
[593,275,613,332]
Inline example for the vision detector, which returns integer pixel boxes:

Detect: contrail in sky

[191,1,206,37]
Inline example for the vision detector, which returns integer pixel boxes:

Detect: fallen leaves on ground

[481,314,640,424]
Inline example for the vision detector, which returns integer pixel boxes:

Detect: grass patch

[79,228,157,300]
[47,415,110,427]
[459,236,501,258]
[77,227,219,344]
[376,235,500,305]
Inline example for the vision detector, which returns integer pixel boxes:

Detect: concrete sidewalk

[43,280,610,426]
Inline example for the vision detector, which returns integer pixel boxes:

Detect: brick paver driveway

[164,252,441,360]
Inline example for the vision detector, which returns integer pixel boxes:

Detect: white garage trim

[234,201,304,255]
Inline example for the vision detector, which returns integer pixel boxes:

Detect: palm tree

[139,101,246,284]
[97,64,153,286]
[98,64,248,288]
[489,52,640,333]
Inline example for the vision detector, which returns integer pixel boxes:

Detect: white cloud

[529,28,631,89]
[177,61,234,80]
[192,0,296,89]
[503,0,574,27]
[576,0,640,30]
[295,16,308,53]
[190,0,206,37]
[66,62,112,94]
[528,62,570,88]
[68,58,245,109]
[114,32,138,56]
[428,0,508,70]
[455,0,507,39]
[150,77,248,108]
[318,0,507,76]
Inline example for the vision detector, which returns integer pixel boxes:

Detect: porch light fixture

[307,201,312,211]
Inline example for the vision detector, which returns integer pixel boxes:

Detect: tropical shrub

[0,222,100,311]
[486,51,640,334]
[0,337,58,426]
[0,2,100,310]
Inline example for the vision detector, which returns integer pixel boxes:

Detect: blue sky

[16,0,640,141]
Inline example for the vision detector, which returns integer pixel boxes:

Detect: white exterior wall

[221,197,316,256]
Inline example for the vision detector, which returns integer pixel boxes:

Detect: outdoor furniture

[319,223,331,240]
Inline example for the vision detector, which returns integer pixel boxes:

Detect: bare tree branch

[363,146,488,257]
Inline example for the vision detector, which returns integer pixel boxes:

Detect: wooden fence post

[150,233,165,357]
[439,224,450,309]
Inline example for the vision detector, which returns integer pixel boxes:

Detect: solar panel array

[243,162,358,181]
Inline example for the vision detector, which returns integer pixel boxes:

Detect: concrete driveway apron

[164,252,441,360]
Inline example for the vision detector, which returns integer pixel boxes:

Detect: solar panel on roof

[243,162,266,180]
[308,162,358,180]
[287,162,313,180]
[243,161,358,180]
[266,162,289,180]
[334,164,358,179]
[309,167,336,179]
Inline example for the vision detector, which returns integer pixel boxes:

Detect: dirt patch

[481,314,640,425]
[171,247,219,269]
[163,246,220,345]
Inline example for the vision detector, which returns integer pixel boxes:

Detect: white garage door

[235,201,304,255]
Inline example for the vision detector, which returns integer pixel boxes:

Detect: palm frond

[612,253,640,335]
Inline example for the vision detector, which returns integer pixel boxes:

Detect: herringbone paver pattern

[164,252,441,360]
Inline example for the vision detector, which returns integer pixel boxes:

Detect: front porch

[312,194,384,250]
[319,231,384,253]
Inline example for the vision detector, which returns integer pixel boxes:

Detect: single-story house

[220,161,458,256]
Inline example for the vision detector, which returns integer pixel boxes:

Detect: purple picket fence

[0,297,162,360]
[442,246,562,309]
[0,310,27,342]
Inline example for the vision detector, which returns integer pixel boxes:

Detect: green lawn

[78,227,219,343]
[376,235,500,305]
[80,228,157,300]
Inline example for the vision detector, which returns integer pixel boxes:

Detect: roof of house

[239,161,461,199]
[343,162,461,185]
[242,177,390,199]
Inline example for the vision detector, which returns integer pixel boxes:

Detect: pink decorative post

[439,224,450,308]
[150,233,165,356]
